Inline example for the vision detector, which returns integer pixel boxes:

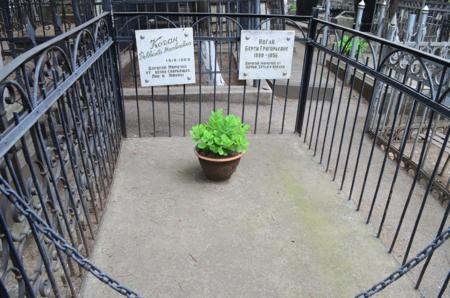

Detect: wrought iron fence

[109,0,285,15]
[371,0,450,42]
[113,11,310,137]
[0,9,449,298]
[0,11,124,296]
[0,0,98,60]
[299,16,450,297]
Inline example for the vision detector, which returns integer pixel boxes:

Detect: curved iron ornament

[0,176,143,298]
[0,11,126,297]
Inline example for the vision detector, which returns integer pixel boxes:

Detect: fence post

[107,11,127,137]
[319,0,330,63]
[71,0,82,25]
[376,0,387,37]
[416,5,429,43]
[345,0,365,83]
[295,9,318,135]
[405,13,417,42]
[367,13,399,130]
[387,13,399,41]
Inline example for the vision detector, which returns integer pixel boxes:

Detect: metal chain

[0,176,143,298]
[355,225,450,297]
[3,171,449,298]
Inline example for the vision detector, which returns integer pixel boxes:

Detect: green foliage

[338,35,368,56]
[288,2,297,14]
[190,109,250,156]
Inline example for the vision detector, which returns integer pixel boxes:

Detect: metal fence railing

[0,0,98,59]
[371,0,450,42]
[300,16,450,297]
[0,9,449,298]
[0,12,125,297]
[113,11,310,137]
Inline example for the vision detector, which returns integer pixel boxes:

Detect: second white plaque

[238,30,295,80]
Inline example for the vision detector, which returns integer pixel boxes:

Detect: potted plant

[190,109,250,181]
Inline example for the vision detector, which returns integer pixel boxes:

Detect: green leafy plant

[190,109,250,156]
[338,35,368,56]
[288,2,297,14]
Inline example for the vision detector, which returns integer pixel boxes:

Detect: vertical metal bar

[0,207,36,298]
[281,79,290,134]
[313,51,335,157]
[72,83,109,205]
[167,86,171,137]
[356,73,392,210]
[0,278,10,297]
[376,0,388,37]
[68,87,104,210]
[6,134,62,297]
[183,84,186,136]
[241,82,247,122]
[325,62,349,172]
[309,43,327,149]
[389,110,436,253]
[70,86,106,199]
[104,49,122,155]
[332,60,359,181]
[71,0,82,25]
[402,122,450,265]
[254,80,261,134]
[213,40,217,111]
[227,19,232,114]
[377,94,420,237]
[47,111,90,254]
[437,270,450,298]
[29,123,77,291]
[295,12,318,135]
[389,66,448,252]
[367,44,386,131]
[416,5,429,42]
[405,13,417,42]
[85,66,114,180]
[110,19,127,137]
[268,79,276,134]
[58,97,100,222]
[33,122,82,266]
[151,86,156,137]
[320,45,342,164]
[303,45,321,143]
[130,44,142,137]
[415,178,450,288]
[198,39,203,124]
[366,73,408,224]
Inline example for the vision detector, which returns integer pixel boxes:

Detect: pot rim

[195,148,244,163]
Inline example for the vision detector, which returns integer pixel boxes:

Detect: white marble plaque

[135,28,196,87]
[238,30,295,80]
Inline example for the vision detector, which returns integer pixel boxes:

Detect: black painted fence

[0,9,449,297]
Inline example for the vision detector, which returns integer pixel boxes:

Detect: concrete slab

[122,85,273,105]
[81,135,419,298]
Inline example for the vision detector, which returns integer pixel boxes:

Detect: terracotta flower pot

[195,148,244,181]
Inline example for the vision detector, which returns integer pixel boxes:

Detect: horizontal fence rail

[299,16,450,297]
[113,12,310,137]
[0,11,131,297]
